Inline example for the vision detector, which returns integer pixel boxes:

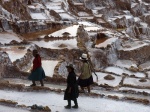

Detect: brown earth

[21,27,61,40]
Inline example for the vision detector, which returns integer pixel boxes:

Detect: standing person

[78,53,93,93]
[64,64,79,109]
[28,49,45,87]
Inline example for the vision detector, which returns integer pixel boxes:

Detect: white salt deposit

[49,25,79,37]
[42,60,59,77]
[31,38,78,49]
[123,77,150,87]
[92,72,122,87]
[0,33,21,44]
[0,90,149,112]
[105,66,145,78]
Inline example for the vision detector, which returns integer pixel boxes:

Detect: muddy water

[96,37,108,45]
[22,27,61,40]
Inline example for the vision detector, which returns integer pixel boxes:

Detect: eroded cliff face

[0,0,31,20]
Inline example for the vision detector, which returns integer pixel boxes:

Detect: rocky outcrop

[50,10,61,21]
[104,75,115,80]
[118,45,150,64]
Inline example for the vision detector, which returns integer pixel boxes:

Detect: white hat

[80,53,88,60]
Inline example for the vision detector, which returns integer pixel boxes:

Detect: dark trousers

[67,99,78,106]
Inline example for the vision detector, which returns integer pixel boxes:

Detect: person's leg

[80,86,85,93]
[65,100,71,109]
[40,80,44,86]
[87,86,91,93]
[30,80,36,86]
[72,99,78,108]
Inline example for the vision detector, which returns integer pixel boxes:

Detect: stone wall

[0,52,20,78]
[0,18,63,34]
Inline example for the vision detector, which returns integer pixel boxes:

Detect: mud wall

[118,45,150,64]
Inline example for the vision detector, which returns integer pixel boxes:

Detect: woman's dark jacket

[64,71,79,100]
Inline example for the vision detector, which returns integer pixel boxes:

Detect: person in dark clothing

[28,50,45,87]
[64,64,79,109]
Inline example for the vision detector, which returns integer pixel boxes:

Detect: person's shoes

[30,84,36,87]
[64,105,71,109]
[72,105,78,109]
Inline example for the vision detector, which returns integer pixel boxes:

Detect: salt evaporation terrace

[0,0,150,111]
[1,20,150,112]
[1,21,150,111]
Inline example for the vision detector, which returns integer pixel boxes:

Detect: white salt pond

[105,66,145,78]
[120,42,148,51]
[123,77,150,87]
[92,72,122,87]
[0,45,30,62]
[46,2,61,10]
[139,61,150,70]
[0,90,150,112]
[48,25,79,37]
[30,13,48,19]
[0,32,21,44]
[31,38,78,49]
[42,60,59,77]
[84,26,101,31]
[78,21,99,27]
[59,13,75,20]
[114,60,137,69]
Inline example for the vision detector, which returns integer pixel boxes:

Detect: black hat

[66,64,74,70]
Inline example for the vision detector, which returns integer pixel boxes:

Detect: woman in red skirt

[28,49,45,86]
